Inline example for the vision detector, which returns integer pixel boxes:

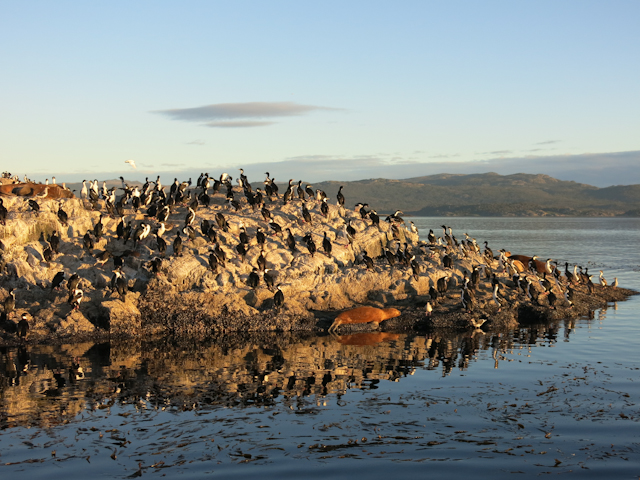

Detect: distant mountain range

[65,173,640,217]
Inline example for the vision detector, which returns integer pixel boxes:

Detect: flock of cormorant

[0,168,621,338]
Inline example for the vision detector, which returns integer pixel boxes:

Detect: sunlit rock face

[0,186,430,339]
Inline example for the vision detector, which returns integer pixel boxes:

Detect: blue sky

[1,1,639,186]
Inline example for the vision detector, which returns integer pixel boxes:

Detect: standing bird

[83,231,94,254]
[429,282,439,304]
[173,232,183,257]
[214,243,227,266]
[301,204,312,224]
[256,227,266,247]
[239,223,250,245]
[49,231,60,254]
[336,185,345,208]
[51,271,65,291]
[425,302,433,317]
[361,250,374,270]
[0,199,7,226]
[57,203,69,227]
[261,205,272,223]
[491,276,502,311]
[94,214,104,240]
[599,270,607,287]
[184,207,196,228]
[368,209,380,229]
[273,285,285,311]
[257,250,267,271]
[343,220,356,248]
[156,234,167,257]
[247,268,260,289]
[322,232,332,257]
[111,270,128,300]
[208,251,219,273]
[269,220,282,237]
[4,289,16,318]
[17,313,29,339]
[320,197,329,218]
[303,233,316,257]
[28,199,40,216]
[215,212,229,232]
[95,250,112,267]
[69,286,83,310]
[235,242,249,262]
[264,269,276,290]
[67,273,80,293]
[285,229,297,253]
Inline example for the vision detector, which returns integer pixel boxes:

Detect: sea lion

[328,306,401,333]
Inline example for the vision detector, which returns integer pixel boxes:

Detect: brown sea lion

[328,306,401,333]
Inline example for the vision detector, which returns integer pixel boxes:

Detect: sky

[1,1,639,187]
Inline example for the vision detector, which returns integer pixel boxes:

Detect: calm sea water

[1,217,639,479]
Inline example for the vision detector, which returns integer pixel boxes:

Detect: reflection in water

[0,318,585,429]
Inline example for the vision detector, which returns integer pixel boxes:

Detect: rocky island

[0,174,633,346]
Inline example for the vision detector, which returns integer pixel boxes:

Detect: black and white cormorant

[67,273,80,293]
[172,232,183,257]
[256,227,266,246]
[358,250,372,270]
[51,271,65,291]
[257,250,267,272]
[235,242,249,262]
[156,234,167,257]
[322,232,332,257]
[247,268,260,289]
[285,229,297,252]
[239,223,250,245]
[17,313,29,339]
[320,197,329,218]
[69,286,83,310]
[215,212,229,232]
[95,250,112,267]
[261,205,272,222]
[49,231,60,254]
[208,251,219,273]
[4,289,15,318]
[301,204,312,224]
[57,202,68,227]
[185,207,196,227]
[214,243,226,266]
[344,220,356,248]
[305,184,314,199]
[273,285,285,311]
[28,199,40,216]
[264,268,276,290]
[302,233,316,257]
[336,186,345,208]
[269,220,282,237]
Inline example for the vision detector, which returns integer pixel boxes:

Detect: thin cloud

[205,121,277,128]
[186,140,205,145]
[485,150,513,155]
[536,140,561,145]
[153,101,343,123]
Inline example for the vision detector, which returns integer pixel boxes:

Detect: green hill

[311,173,640,216]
